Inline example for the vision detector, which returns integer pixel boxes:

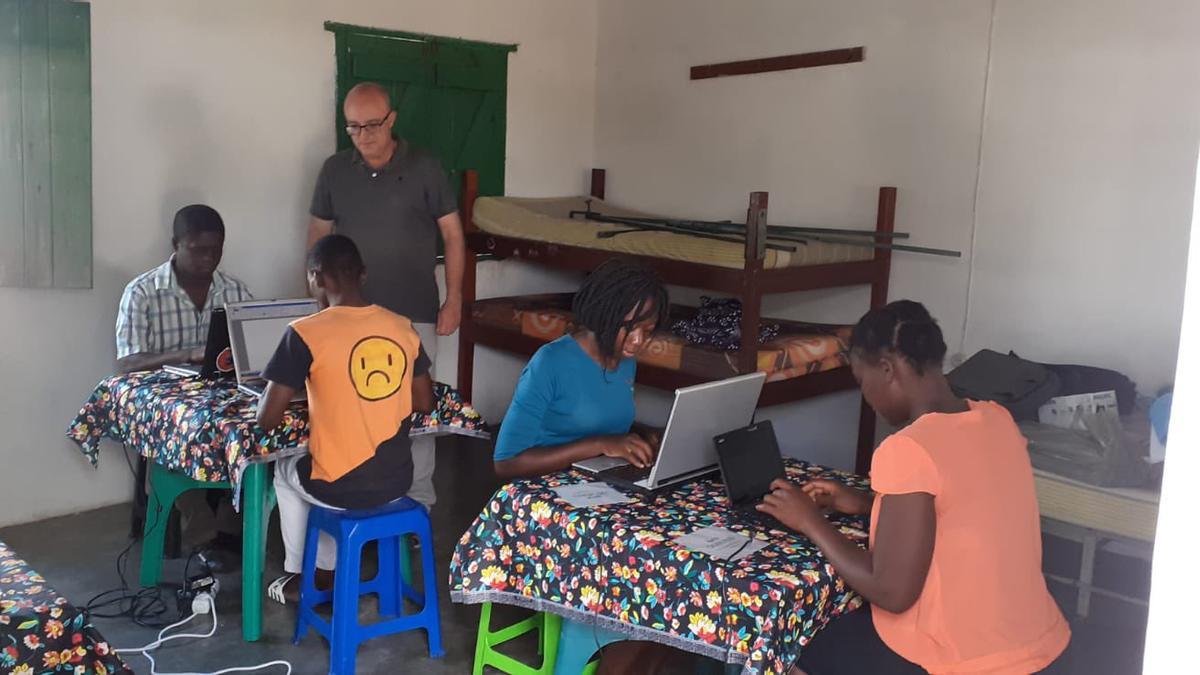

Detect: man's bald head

[343,82,396,161]
[345,82,391,110]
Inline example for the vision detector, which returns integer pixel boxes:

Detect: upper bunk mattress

[472,196,875,270]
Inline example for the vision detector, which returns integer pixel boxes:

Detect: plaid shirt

[115,258,252,359]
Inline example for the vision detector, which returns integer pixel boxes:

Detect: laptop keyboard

[734,502,788,532]
[601,463,652,484]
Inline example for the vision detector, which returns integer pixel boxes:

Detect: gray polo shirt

[310,141,457,323]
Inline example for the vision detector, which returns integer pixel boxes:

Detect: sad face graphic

[348,336,407,401]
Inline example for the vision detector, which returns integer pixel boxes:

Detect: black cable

[83,467,201,629]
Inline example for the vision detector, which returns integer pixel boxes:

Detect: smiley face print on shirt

[348,336,408,401]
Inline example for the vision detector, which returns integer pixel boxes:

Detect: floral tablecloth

[0,541,131,675]
[450,461,869,675]
[66,371,489,502]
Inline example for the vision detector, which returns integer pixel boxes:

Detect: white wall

[0,0,599,527]
[967,0,1200,394]
[1143,107,1200,675]
[593,0,1199,467]
[593,0,994,465]
[6,0,1198,526]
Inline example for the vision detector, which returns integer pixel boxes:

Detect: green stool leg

[241,463,270,642]
[473,604,562,674]
[543,612,562,672]
[472,602,493,675]
[139,463,230,588]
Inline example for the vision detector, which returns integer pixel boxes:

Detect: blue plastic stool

[293,497,444,674]
[554,618,622,675]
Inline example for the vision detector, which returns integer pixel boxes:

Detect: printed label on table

[674,525,768,561]
[551,482,632,508]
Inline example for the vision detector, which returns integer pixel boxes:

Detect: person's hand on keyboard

[757,478,823,534]
[802,479,874,517]
[599,433,656,468]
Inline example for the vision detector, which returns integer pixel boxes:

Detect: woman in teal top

[491,259,685,673]
[494,258,668,479]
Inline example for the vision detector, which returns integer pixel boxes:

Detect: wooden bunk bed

[457,169,895,474]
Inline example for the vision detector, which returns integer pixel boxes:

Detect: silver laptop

[226,298,319,401]
[573,371,766,492]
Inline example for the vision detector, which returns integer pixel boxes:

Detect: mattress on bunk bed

[471,196,875,270]
[472,294,851,383]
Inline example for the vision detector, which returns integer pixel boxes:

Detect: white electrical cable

[115,597,293,675]
[143,651,294,675]
[115,607,213,654]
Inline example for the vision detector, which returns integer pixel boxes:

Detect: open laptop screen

[227,299,318,379]
[715,420,786,505]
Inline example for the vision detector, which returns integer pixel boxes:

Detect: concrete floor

[0,436,1152,674]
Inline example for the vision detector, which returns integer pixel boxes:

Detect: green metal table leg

[241,463,269,642]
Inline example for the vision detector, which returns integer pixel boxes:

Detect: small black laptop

[714,420,788,530]
[162,308,233,380]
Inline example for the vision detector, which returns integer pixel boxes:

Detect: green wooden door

[327,23,512,201]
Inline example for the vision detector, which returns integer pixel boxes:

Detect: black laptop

[714,420,788,529]
[162,308,233,380]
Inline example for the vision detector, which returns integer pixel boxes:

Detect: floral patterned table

[450,461,869,675]
[64,370,488,642]
[66,371,489,494]
[1,541,131,675]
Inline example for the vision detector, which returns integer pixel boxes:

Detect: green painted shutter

[327,23,513,202]
[0,0,91,288]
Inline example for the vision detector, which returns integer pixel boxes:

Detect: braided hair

[849,300,947,375]
[572,258,670,362]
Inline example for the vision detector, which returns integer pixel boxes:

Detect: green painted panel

[328,24,510,197]
[19,0,52,288]
[455,90,505,198]
[0,0,25,285]
[325,22,517,54]
[436,46,507,92]
[392,82,435,150]
[353,53,434,85]
[327,24,511,256]
[48,0,90,288]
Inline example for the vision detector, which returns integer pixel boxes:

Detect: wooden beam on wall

[690,46,864,81]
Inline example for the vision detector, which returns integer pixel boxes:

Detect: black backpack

[948,350,1138,421]
[947,350,1061,421]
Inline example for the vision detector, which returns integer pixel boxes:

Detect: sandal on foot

[267,573,298,605]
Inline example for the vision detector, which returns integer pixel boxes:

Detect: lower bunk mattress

[471,294,851,383]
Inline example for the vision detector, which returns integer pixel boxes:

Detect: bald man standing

[306,82,466,512]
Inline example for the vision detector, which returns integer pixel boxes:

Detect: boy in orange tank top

[759,301,1070,675]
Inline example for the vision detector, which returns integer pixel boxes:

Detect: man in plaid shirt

[114,204,253,566]
[116,204,252,374]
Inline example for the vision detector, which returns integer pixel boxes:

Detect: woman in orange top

[759,300,1070,674]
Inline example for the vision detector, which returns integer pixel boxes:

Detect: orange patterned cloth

[474,294,849,382]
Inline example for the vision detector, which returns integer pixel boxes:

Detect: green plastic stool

[473,604,599,675]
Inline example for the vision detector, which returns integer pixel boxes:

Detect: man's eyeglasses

[345,112,393,136]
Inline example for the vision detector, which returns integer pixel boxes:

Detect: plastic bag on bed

[1018,403,1149,488]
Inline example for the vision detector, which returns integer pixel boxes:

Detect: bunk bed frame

[457,169,895,473]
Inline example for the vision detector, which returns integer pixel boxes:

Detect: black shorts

[795,607,925,675]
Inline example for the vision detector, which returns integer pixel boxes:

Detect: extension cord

[196,577,220,614]
[116,599,293,675]
[191,591,213,615]
[179,572,220,616]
